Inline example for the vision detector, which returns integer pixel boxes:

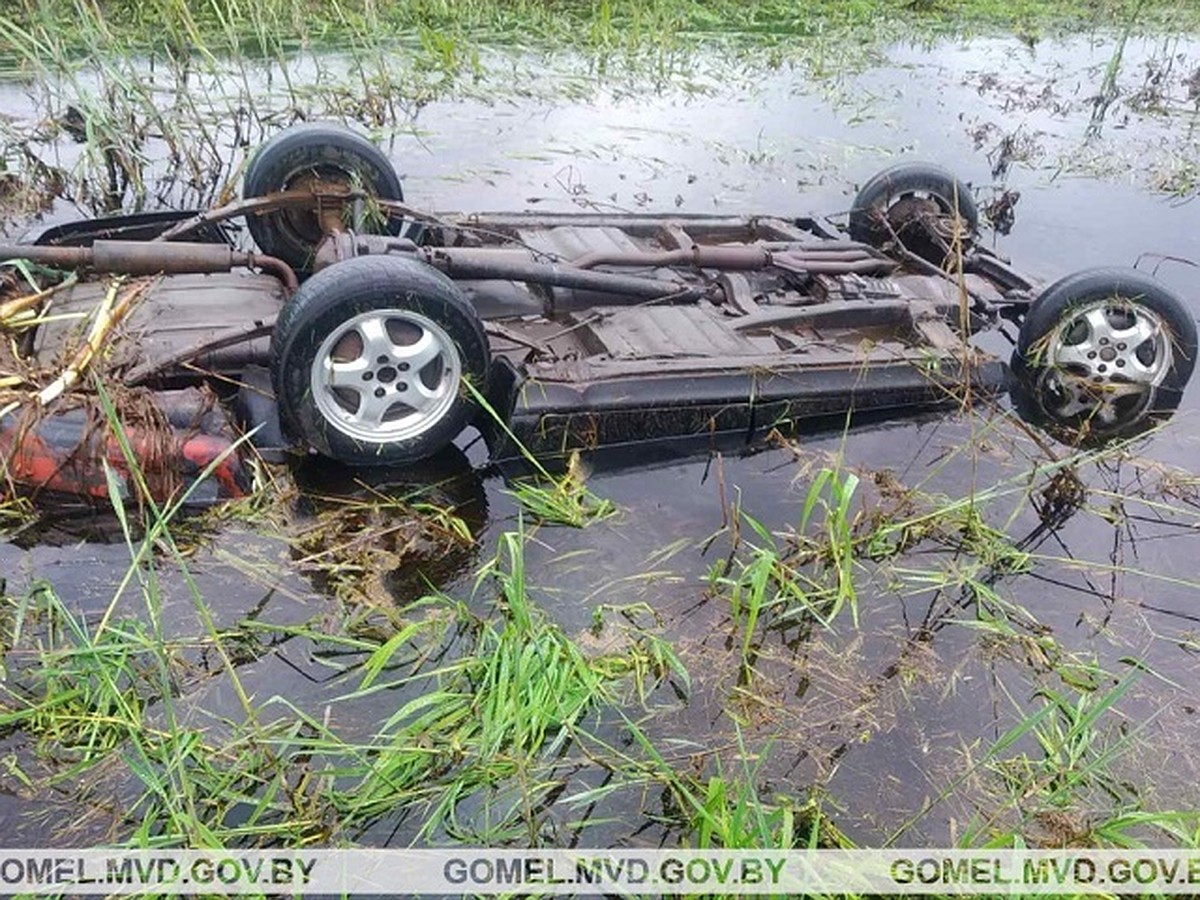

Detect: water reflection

[1,32,1199,847]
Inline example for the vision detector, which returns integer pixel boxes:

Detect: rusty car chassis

[1,123,1194,502]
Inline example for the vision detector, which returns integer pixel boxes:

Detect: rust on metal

[0,240,298,293]
[249,255,299,293]
[420,247,711,301]
[572,245,771,270]
[152,189,429,244]
[571,244,898,277]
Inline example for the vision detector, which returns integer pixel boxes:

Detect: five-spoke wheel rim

[1038,298,1172,428]
[311,308,462,444]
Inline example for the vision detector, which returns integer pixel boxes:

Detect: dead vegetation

[0,0,1198,863]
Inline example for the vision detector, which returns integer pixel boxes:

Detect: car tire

[243,122,404,271]
[1011,267,1196,444]
[271,255,490,465]
[848,162,978,263]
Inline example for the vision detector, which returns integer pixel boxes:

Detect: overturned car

[0,123,1195,502]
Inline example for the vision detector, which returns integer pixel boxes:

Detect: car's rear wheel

[242,122,403,271]
[271,255,489,465]
[1011,267,1196,444]
[849,162,978,265]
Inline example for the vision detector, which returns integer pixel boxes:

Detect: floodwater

[2,31,1200,851]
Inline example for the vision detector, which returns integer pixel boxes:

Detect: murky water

[2,31,1200,849]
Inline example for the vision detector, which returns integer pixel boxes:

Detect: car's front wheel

[1011,267,1196,445]
[270,255,490,465]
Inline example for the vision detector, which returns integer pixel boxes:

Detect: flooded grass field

[2,1,1200,894]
